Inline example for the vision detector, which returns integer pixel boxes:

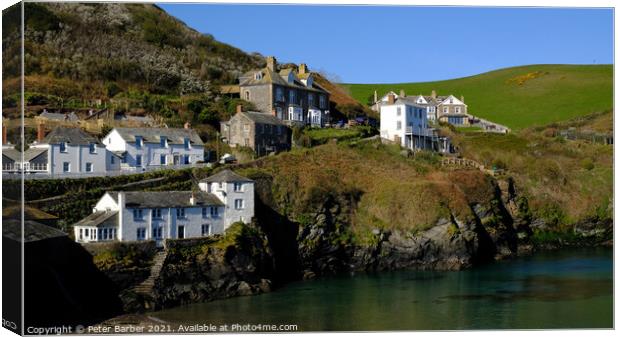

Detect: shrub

[580,158,595,171]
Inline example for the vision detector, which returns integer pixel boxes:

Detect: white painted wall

[46,143,107,175]
[380,102,429,147]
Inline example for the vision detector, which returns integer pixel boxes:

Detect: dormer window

[135,136,143,149]
[59,142,67,153]
[89,143,97,154]
[184,137,190,150]
[254,72,262,80]
[160,136,167,148]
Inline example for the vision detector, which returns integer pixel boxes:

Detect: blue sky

[159,4,613,84]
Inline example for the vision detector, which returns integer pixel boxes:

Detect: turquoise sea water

[153,248,613,331]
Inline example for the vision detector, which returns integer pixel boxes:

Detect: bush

[580,158,595,171]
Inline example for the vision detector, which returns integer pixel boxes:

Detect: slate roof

[113,127,204,146]
[201,169,253,183]
[42,127,100,145]
[240,111,285,125]
[3,219,67,243]
[39,111,80,121]
[3,202,59,221]
[73,210,119,228]
[239,67,329,94]
[2,147,21,161]
[107,191,223,208]
[23,147,48,162]
[393,96,429,108]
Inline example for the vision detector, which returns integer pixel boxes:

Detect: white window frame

[396,121,402,130]
[63,162,70,172]
[59,142,67,153]
[136,227,146,241]
[85,162,93,172]
[176,208,186,219]
[210,206,219,217]
[133,209,144,221]
[201,224,211,237]
[152,208,162,219]
[234,199,244,210]
[234,182,243,192]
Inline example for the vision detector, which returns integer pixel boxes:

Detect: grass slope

[344,65,612,130]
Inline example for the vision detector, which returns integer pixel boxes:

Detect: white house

[25,127,117,175]
[101,126,204,171]
[379,93,435,150]
[73,169,255,244]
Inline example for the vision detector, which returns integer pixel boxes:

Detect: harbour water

[153,248,613,331]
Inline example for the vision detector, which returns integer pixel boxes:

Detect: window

[202,207,208,218]
[234,199,244,210]
[133,209,144,221]
[184,137,190,150]
[443,107,448,113]
[160,136,167,148]
[79,228,83,240]
[397,107,401,116]
[160,154,166,165]
[234,182,243,192]
[136,155,142,166]
[85,162,93,172]
[289,90,296,104]
[89,143,97,154]
[201,224,211,236]
[121,153,127,164]
[135,136,143,149]
[455,107,461,114]
[308,94,315,107]
[152,226,163,239]
[63,162,70,172]
[136,228,146,241]
[254,72,262,80]
[110,156,115,165]
[243,124,250,132]
[396,121,402,130]
[210,206,219,217]
[176,208,186,219]
[319,95,326,109]
[177,225,185,239]
[184,155,190,165]
[59,142,67,153]
[276,87,284,102]
[245,91,250,100]
[152,208,162,219]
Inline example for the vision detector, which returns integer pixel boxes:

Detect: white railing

[2,163,48,172]
[405,126,435,137]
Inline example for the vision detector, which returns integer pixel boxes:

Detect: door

[178,225,185,239]
[173,154,180,165]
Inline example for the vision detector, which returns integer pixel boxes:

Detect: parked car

[219,153,237,164]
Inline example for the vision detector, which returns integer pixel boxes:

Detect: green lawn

[343,64,613,130]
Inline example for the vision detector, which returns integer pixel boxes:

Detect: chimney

[431,90,437,99]
[387,94,395,104]
[236,104,243,114]
[460,95,465,103]
[117,192,125,241]
[266,56,277,71]
[2,125,6,145]
[299,63,307,75]
[374,90,378,103]
[190,192,196,206]
[37,124,45,142]
[400,89,406,97]
[184,121,191,129]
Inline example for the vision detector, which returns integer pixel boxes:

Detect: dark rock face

[137,229,275,311]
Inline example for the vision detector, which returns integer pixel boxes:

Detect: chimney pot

[431,90,437,99]
[400,89,406,97]
[387,94,395,105]
[460,95,465,103]
[236,104,243,114]
[299,63,307,75]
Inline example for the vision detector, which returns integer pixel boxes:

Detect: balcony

[405,126,435,137]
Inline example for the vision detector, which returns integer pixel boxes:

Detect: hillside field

[343,65,613,130]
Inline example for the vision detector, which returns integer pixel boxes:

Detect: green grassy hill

[343,65,613,130]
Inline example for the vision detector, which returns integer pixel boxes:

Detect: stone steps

[133,250,167,296]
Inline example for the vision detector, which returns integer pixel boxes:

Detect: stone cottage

[221,106,291,156]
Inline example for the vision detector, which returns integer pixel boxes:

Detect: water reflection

[154,249,612,331]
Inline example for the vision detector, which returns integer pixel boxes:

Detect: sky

[158,4,613,84]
